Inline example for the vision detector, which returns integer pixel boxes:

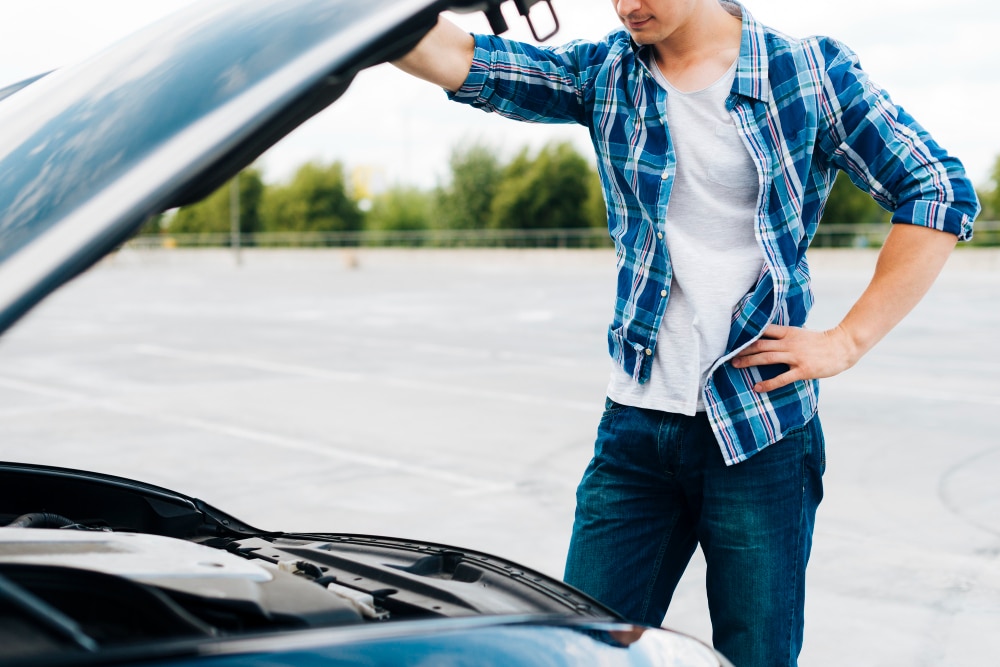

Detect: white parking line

[134,344,598,412]
[0,374,515,495]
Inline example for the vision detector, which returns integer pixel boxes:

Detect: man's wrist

[830,323,866,369]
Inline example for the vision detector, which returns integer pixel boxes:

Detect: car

[0,1,733,665]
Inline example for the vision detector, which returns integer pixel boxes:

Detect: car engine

[0,464,611,661]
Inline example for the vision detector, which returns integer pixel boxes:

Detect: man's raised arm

[393,17,476,93]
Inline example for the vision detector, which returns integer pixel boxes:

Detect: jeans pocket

[809,414,826,475]
[817,425,827,475]
[791,414,825,476]
[599,397,630,426]
[604,397,631,412]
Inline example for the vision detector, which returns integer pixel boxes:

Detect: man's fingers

[733,351,792,367]
[752,369,800,393]
[730,325,855,392]
[759,323,790,339]
[735,325,796,359]
[735,339,781,359]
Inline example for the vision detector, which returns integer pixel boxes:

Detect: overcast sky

[1,0,997,191]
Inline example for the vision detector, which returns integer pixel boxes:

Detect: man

[395,1,980,665]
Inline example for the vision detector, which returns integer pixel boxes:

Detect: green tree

[818,171,890,247]
[584,167,608,230]
[260,161,362,233]
[365,186,433,239]
[436,143,503,230]
[976,154,1000,221]
[821,172,891,225]
[138,213,165,236]
[169,169,264,235]
[490,141,594,230]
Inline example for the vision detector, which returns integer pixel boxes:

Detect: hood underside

[0,461,635,664]
[0,0,544,336]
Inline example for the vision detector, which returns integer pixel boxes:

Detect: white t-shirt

[607,59,763,414]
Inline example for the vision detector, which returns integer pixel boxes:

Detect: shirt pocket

[706,122,759,191]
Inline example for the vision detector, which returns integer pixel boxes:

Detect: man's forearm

[836,223,957,359]
[393,17,475,93]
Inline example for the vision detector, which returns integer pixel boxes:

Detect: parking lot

[0,247,997,665]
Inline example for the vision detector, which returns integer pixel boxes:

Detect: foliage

[365,186,434,236]
[436,143,503,230]
[584,167,608,229]
[815,172,891,247]
[489,141,595,230]
[138,213,165,235]
[136,141,726,246]
[259,161,362,233]
[169,169,263,235]
[976,154,1000,221]
[147,144,1000,249]
[820,172,891,225]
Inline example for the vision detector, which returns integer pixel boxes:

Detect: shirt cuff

[892,200,976,242]
[446,34,499,108]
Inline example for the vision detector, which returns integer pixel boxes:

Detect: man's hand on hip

[731,324,860,392]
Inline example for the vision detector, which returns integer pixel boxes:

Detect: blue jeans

[564,400,825,667]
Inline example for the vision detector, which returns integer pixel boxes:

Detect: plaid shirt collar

[626,1,770,103]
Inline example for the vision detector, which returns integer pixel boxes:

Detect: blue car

[0,1,732,665]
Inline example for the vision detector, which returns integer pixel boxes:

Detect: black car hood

[0,0,508,335]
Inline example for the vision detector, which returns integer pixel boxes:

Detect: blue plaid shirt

[449,2,980,464]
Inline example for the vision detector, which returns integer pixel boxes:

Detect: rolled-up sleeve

[818,41,979,241]
[447,33,608,126]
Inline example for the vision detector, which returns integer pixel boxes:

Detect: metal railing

[126,221,1000,251]
[128,227,615,249]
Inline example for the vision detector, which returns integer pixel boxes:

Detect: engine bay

[0,463,611,662]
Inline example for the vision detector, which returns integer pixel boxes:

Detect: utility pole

[230,173,241,266]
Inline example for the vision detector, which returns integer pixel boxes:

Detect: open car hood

[0,462,667,665]
[0,463,733,666]
[0,0,555,336]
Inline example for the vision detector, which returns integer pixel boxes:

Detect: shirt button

[645,348,652,356]
[657,232,663,240]
[660,173,668,180]
[661,290,667,297]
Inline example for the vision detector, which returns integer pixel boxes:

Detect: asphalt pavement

[0,247,997,666]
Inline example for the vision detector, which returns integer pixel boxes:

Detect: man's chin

[620,23,662,45]
[626,31,660,45]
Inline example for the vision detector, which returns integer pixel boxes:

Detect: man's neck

[652,3,742,93]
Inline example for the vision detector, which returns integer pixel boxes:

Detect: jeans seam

[638,520,674,624]
[638,413,680,622]
[786,428,809,666]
